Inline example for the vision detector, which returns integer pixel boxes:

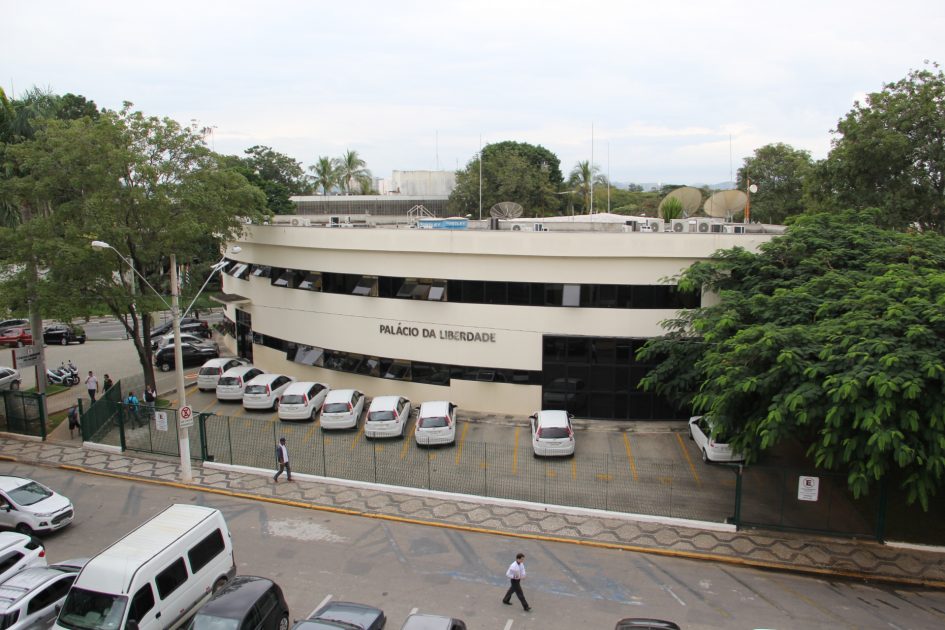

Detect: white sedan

[0,366,21,391]
[688,416,745,463]
[0,476,74,535]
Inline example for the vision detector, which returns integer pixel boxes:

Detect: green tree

[448,141,562,216]
[810,64,945,232]
[309,156,339,195]
[736,143,812,224]
[0,104,266,387]
[638,209,945,508]
[224,145,310,215]
[335,149,372,194]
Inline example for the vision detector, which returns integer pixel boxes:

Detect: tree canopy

[809,64,945,232]
[448,141,563,216]
[737,143,812,224]
[227,145,311,215]
[638,209,945,508]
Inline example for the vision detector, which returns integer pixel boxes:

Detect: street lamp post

[91,241,234,483]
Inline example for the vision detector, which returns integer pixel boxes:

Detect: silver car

[0,367,20,391]
[0,560,87,630]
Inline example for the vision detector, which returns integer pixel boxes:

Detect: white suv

[529,410,575,457]
[216,366,265,401]
[0,476,74,536]
[0,533,45,585]
[0,560,86,630]
[415,401,457,446]
[278,382,330,421]
[320,389,365,430]
[365,396,411,439]
[243,374,295,410]
[197,358,249,391]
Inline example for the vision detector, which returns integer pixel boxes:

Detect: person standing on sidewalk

[85,371,98,403]
[143,384,157,424]
[273,437,292,482]
[67,403,81,439]
[502,553,530,611]
[102,374,114,392]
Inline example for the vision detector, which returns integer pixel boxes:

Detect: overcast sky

[5,1,944,185]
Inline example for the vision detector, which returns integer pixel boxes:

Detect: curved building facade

[219,221,775,419]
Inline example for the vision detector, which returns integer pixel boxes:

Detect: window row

[254,333,541,386]
[224,261,699,309]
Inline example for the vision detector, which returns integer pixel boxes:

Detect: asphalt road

[10,462,945,630]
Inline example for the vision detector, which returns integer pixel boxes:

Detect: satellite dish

[704,189,748,218]
[658,186,701,218]
[489,201,524,219]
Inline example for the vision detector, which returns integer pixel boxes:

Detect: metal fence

[80,380,126,444]
[0,390,47,439]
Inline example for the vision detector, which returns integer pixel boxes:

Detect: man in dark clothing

[273,437,292,482]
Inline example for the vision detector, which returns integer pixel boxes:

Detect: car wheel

[60,337,67,345]
[160,363,171,372]
[311,409,318,421]
[278,614,289,630]
[15,522,33,536]
[79,339,85,344]
[271,397,279,411]
[702,448,709,463]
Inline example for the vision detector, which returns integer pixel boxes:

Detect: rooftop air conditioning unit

[710,223,723,233]
[670,219,687,233]
[648,220,663,232]
[697,219,711,233]
[512,224,522,231]
[533,223,545,232]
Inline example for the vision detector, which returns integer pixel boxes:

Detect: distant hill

[616,181,736,191]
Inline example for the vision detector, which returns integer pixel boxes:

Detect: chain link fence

[0,390,47,439]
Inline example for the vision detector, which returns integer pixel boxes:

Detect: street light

[91,241,237,483]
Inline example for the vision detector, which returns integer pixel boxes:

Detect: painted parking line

[400,428,412,460]
[302,420,319,444]
[571,457,577,480]
[675,432,702,487]
[512,427,520,475]
[350,422,366,450]
[454,422,469,465]
[622,433,638,482]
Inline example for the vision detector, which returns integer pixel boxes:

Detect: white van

[54,504,235,630]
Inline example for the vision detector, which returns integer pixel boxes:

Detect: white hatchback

[365,395,411,439]
[689,415,745,463]
[0,476,74,536]
[320,389,365,430]
[216,366,265,401]
[415,401,457,446]
[278,381,330,421]
[242,374,295,410]
[197,357,249,391]
[529,410,576,457]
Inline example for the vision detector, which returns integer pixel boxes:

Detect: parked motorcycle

[47,363,79,386]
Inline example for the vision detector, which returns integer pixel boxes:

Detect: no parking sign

[179,405,194,428]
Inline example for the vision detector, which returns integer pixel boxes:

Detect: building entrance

[235,309,253,362]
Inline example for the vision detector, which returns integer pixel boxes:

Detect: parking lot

[103,375,742,524]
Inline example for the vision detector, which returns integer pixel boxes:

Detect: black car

[150,317,211,339]
[292,601,386,630]
[187,576,289,630]
[42,324,87,345]
[154,342,219,372]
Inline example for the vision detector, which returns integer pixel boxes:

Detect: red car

[0,327,33,348]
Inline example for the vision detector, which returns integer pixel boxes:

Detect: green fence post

[198,413,209,461]
[227,416,234,465]
[117,403,127,451]
[38,393,47,440]
[77,398,85,440]
[731,464,743,528]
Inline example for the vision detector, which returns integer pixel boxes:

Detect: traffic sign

[179,405,194,428]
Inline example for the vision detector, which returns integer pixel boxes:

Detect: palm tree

[335,149,372,194]
[309,156,339,195]
[568,160,604,214]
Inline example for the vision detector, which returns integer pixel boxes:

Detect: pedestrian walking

[144,384,157,423]
[273,437,292,482]
[502,553,530,611]
[102,374,114,392]
[125,391,139,426]
[67,403,81,439]
[86,371,98,403]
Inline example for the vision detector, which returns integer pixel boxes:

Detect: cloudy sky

[5,1,943,185]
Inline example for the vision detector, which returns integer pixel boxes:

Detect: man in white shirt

[273,437,292,482]
[501,552,530,611]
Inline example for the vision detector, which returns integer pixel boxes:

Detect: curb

[4,451,944,589]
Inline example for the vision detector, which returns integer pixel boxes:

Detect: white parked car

[320,389,365,430]
[216,366,265,401]
[689,415,745,463]
[0,476,74,536]
[197,357,250,391]
[0,367,21,391]
[278,381,330,421]
[242,373,295,410]
[0,532,45,585]
[529,410,576,457]
[0,559,87,630]
[415,401,457,446]
[365,395,411,439]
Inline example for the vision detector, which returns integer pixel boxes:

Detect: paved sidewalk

[2,434,944,588]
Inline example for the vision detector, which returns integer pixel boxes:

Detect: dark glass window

[298,272,322,291]
[352,276,378,296]
[128,585,155,622]
[251,265,271,278]
[268,267,287,286]
[156,558,188,599]
[230,263,250,280]
[483,282,506,305]
[462,281,484,303]
[187,529,225,574]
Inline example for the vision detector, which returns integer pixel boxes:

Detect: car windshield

[539,427,570,439]
[199,367,221,376]
[419,416,448,428]
[189,614,241,630]
[281,394,305,405]
[323,402,350,414]
[368,410,395,422]
[217,377,240,386]
[244,385,268,394]
[57,587,128,630]
[8,481,52,506]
